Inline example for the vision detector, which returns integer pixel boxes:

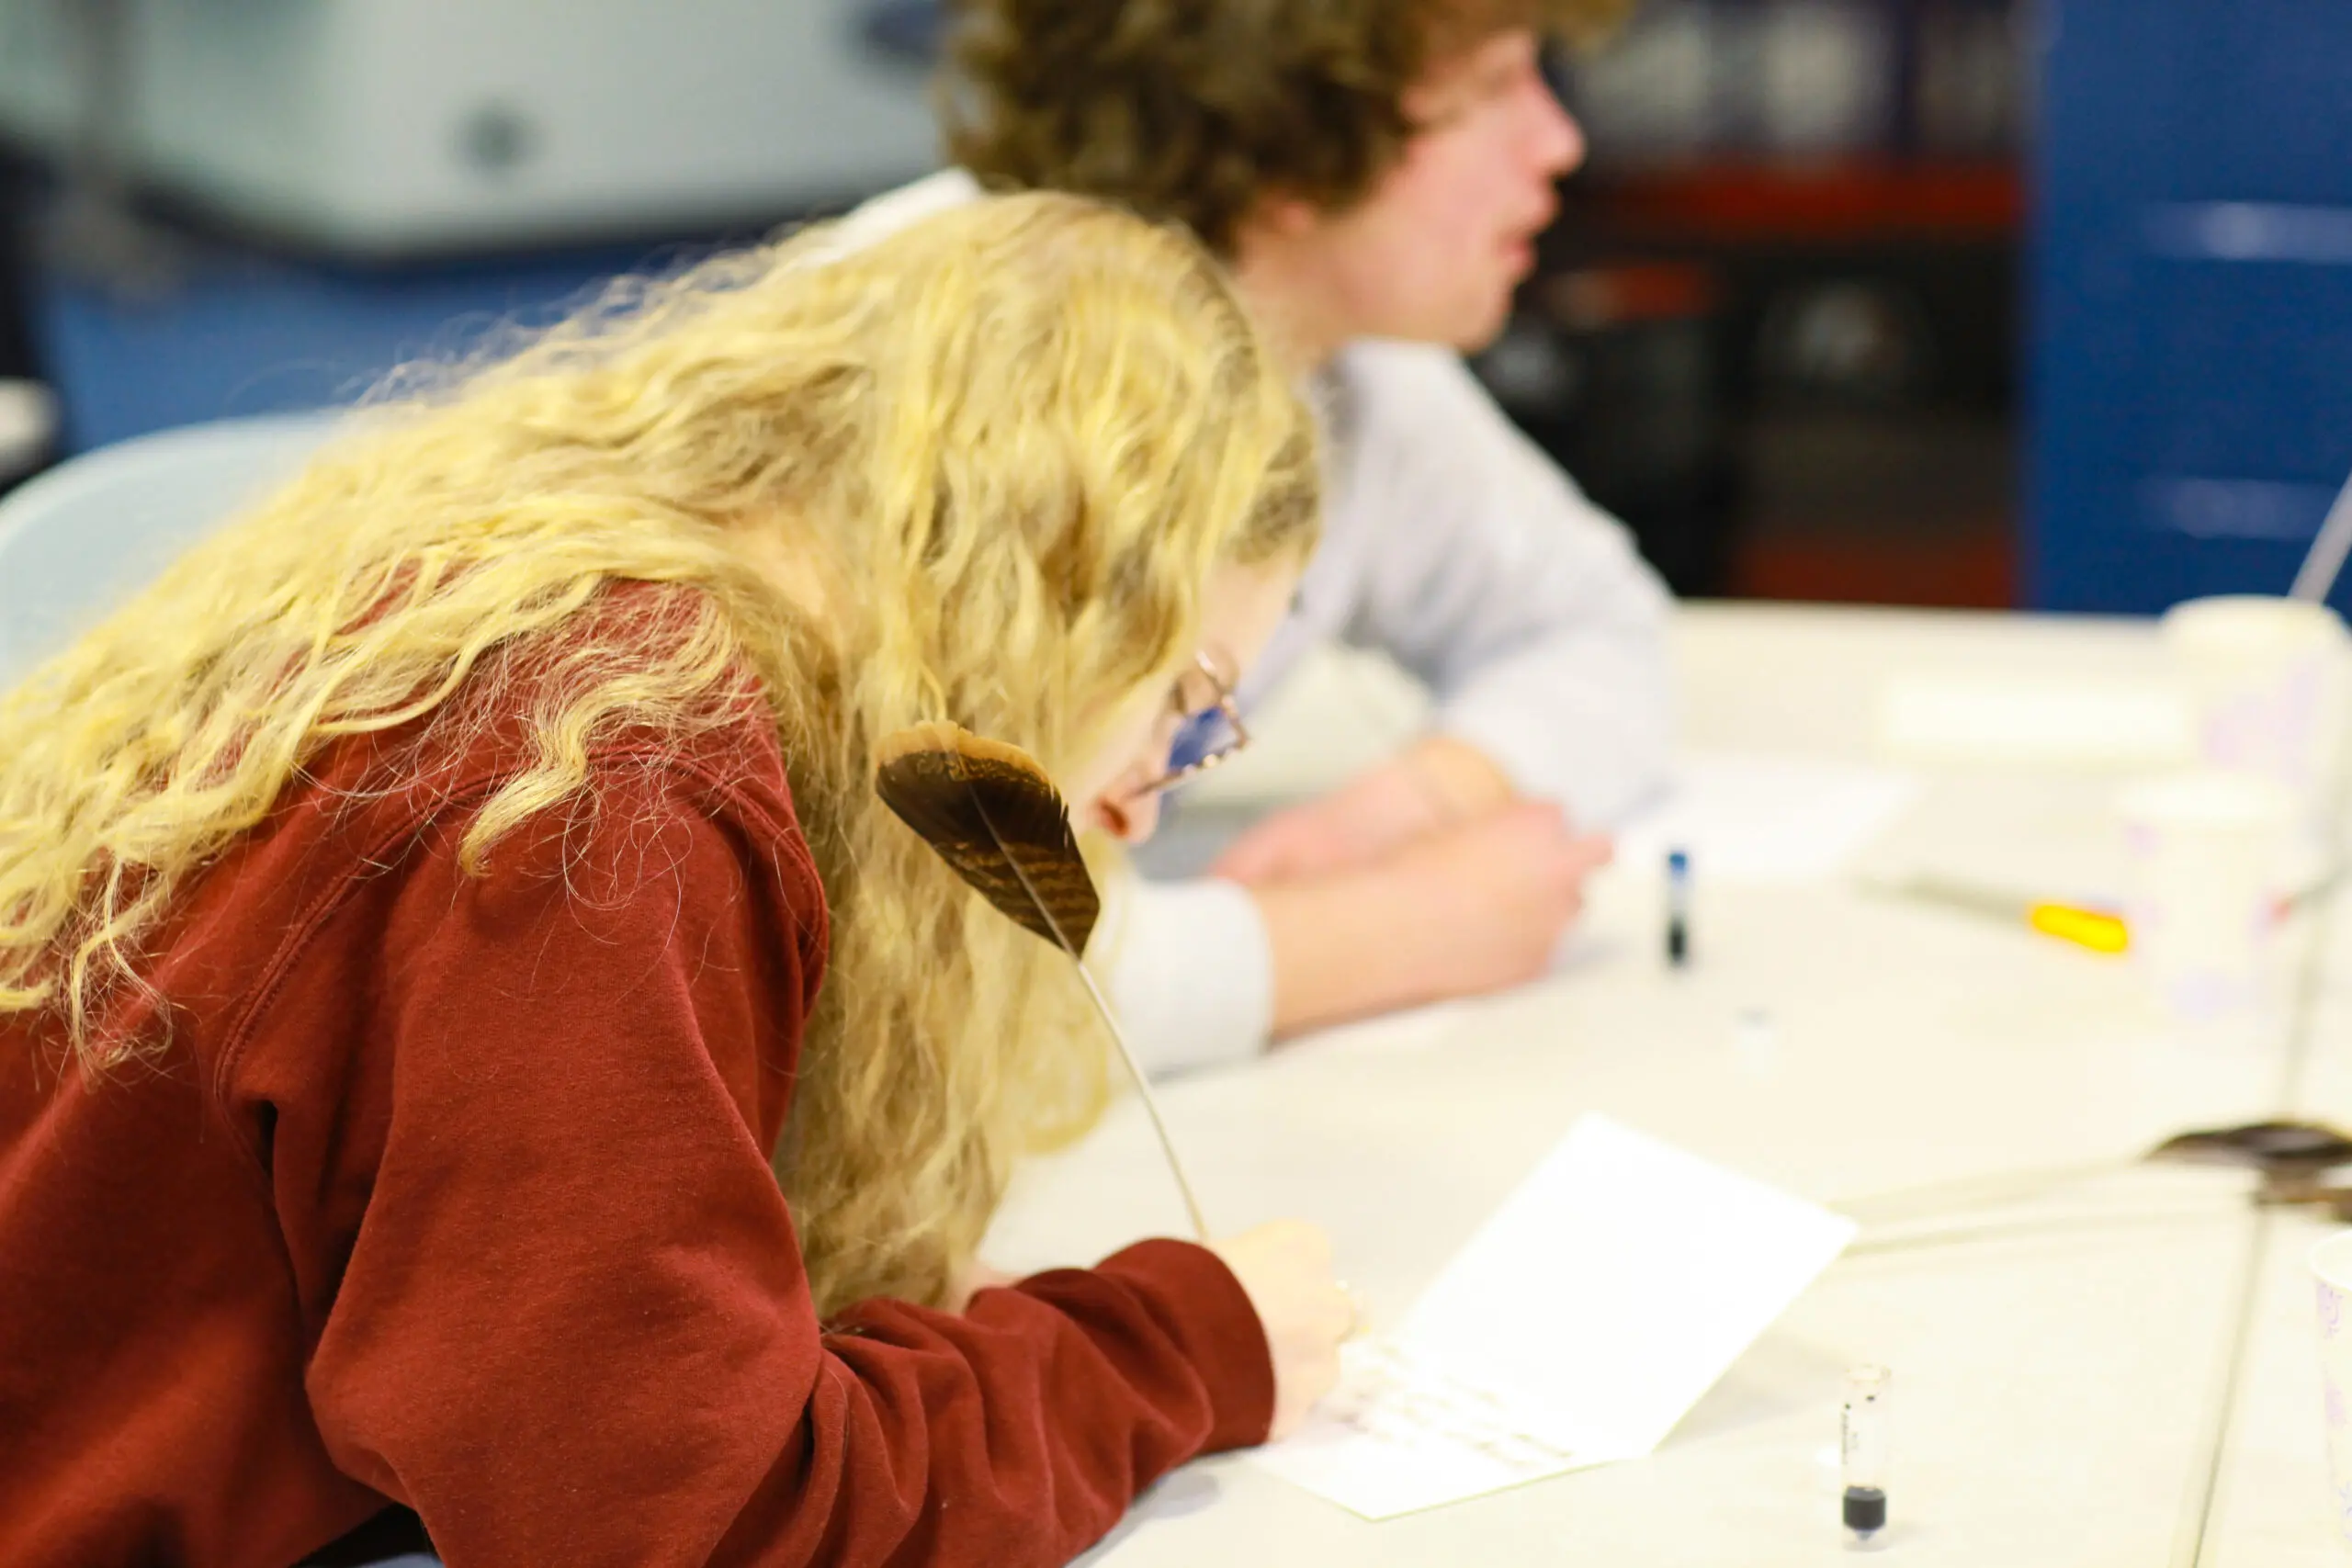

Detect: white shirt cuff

[1096,874,1274,1077]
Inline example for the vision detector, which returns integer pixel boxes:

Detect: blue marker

[1666,849,1691,967]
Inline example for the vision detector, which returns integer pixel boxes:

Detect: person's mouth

[1500,209,1555,273]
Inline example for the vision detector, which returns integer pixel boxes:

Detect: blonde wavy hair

[0,192,1320,1314]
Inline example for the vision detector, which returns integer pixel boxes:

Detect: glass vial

[1840,1363,1891,1546]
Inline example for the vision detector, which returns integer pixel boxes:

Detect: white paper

[1878,673,2194,767]
[1251,1115,1857,1518]
[1249,1341,1623,1521]
[1612,752,1919,883]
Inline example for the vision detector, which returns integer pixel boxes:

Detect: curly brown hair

[944,0,1631,254]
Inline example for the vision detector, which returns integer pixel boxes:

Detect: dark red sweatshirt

[0,671,1272,1566]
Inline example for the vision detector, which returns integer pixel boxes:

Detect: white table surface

[984,603,2349,1566]
[2203,919,2352,1568]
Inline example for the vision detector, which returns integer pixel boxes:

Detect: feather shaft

[876,722,1211,1240]
[970,789,1212,1240]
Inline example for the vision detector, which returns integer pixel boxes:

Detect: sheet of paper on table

[1877,672,2194,768]
[1250,1115,1859,1520]
[1611,751,1920,883]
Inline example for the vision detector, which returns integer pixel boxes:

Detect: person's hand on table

[1210,734,1516,886]
[1210,1220,1352,1440]
[1377,803,1612,996]
[1250,802,1614,1038]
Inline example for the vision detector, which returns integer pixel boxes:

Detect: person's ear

[1239,189,1325,245]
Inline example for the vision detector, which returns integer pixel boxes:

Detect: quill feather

[876,721,1210,1240]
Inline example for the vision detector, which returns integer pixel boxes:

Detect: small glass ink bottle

[1840,1363,1891,1548]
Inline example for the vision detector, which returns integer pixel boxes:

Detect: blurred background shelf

[1485,0,2027,606]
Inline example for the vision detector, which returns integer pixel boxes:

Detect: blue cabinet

[2030,0,2352,612]
[37,244,653,456]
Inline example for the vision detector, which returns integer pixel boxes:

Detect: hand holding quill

[875,721,1211,1241]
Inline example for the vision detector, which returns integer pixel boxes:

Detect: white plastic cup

[2115,770,2292,1020]
[2307,1231,2352,1551]
[2161,595,2352,806]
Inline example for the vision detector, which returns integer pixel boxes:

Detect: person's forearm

[1206,735,1519,889]
[1252,869,1441,1039]
[1397,732,1516,825]
[1246,803,1607,1038]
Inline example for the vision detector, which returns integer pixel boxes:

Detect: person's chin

[1450,293,1519,353]
[1371,283,1517,352]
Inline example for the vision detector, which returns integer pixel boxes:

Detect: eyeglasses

[1138,652,1250,797]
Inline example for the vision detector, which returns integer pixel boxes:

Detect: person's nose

[1104,786,1163,845]
[1528,80,1586,179]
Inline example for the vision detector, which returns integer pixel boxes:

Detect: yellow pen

[2024,899,2131,954]
[1873,873,2131,954]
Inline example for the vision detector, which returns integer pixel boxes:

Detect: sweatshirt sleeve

[282,764,1273,1568]
[1332,342,1676,829]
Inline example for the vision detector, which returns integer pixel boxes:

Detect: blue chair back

[0,412,338,682]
